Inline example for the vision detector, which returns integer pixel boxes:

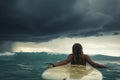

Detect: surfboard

[42,65,103,80]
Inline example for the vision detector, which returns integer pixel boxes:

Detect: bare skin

[49,54,108,68]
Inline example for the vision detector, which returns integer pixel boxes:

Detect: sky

[0,0,120,56]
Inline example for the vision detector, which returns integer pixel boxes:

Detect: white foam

[0,52,15,56]
[116,78,120,80]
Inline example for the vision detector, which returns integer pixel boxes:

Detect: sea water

[0,52,119,80]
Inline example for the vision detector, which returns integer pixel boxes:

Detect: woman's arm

[86,55,108,68]
[49,54,72,67]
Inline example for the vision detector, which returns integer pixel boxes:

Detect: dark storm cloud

[0,0,120,46]
[0,41,13,53]
[0,0,77,41]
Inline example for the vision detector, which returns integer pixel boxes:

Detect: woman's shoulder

[83,54,89,56]
[68,53,73,56]
[68,54,73,58]
[83,54,90,58]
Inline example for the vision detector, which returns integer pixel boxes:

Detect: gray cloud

[0,0,120,52]
[0,41,13,53]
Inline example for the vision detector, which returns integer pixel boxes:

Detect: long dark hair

[71,43,86,65]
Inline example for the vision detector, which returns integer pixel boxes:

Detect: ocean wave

[116,78,120,80]
[0,52,119,80]
[0,52,119,62]
[0,52,15,56]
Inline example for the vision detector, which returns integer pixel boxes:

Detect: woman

[49,43,108,68]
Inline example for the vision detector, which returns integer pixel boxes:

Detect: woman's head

[72,43,83,54]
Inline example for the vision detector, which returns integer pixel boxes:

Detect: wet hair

[71,43,86,65]
[72,43,83,54]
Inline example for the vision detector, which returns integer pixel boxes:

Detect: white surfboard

[42,65,103,80]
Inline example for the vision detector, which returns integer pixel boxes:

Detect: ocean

[0,52,120,80]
